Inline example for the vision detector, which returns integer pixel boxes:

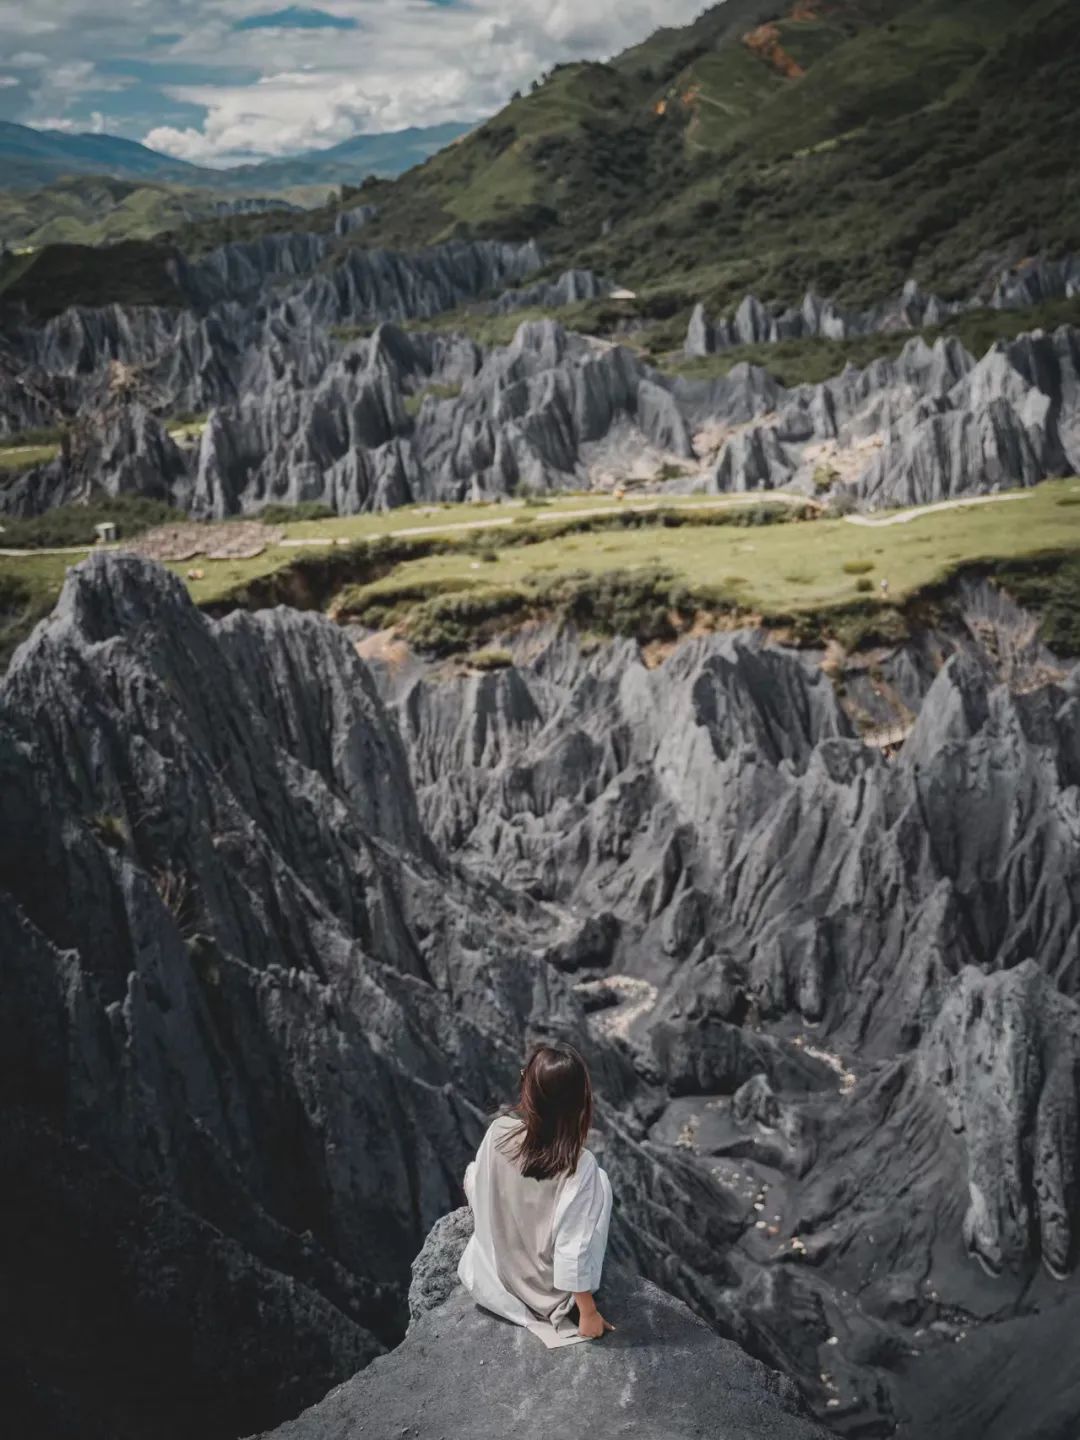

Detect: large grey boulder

[255,1209,828,1440]
[407,1206,475,1325]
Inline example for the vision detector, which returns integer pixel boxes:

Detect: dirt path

[276,492,814,548]
[842,491,1034,528]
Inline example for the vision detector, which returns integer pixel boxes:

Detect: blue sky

[0,1,710,168]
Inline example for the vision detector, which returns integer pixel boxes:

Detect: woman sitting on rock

[458,1042,615,1347]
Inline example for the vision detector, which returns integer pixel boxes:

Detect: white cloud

[0,5,59,36]
[0,75,19,88]
[6,0,713,163]
[33,111,110,133]
[9,51,50,67]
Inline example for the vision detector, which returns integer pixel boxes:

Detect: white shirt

[457,1114,613,1347]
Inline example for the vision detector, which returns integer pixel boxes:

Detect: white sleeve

[464,1159,476,1207]
[553,1153,613,1294]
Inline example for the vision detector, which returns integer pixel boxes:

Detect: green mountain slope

[0,176,305,251]
[355,0,1079,309]
[2,0,1075,325]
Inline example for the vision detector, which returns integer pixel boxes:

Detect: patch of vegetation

[392,566,743,657]
[0,570,55,670]
[88,812,129,853]
[8,484,1080,676]
[407,586,531,656]
[0,443,60,474]
[669,332,914,386]
[993,552,1080,655]
[255,501,336,525]
[0,426,63,450]
[404,381,464,418]
[0,175,296,252]
[165,411,209,438]
[330,323,377,343]
[467,647,514,671]
[0,495,182,549]
[0,239,185,320]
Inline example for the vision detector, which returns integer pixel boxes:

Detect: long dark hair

[500,1043,594,1180]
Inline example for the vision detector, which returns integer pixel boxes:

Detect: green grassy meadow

[3,481,1078,667]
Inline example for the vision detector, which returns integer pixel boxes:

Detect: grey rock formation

[920,962,1080,1280]
[5,235,1079,517]
[2,401,189,516]
[0,555,557,1434]
[685,257,1080,359]
[283,239,542,332]
[256,1211,828,1440]
[489,266,612,315]
[704,325,1080,508]
[163,320,702,517]
[0,555,810,1435]
[174,205,377,307]
[0,237,543,443]
[991,254,1080,310]
[406,1206,474,1326]
[4,556,1080,1438]
[10,307,1079,519]
[685,278,974,357]
[378,604,1080,1433]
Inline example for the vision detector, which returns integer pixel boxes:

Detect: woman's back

[476,1113,580,1318]
[457,1046,614,1347]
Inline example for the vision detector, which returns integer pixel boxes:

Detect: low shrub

[843,560,874,575]
[0,494,182,550]
[335,575,477,621]
[404,381,463,418]
[0,425,63,449]
[0,572,54,671]
[827,489,859,517]
[408,586,530,656]
[993,554,1080,656]
[256,501,336,524]
[468,647,514,671]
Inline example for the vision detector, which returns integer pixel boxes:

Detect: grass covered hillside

[356,0,1078,311]
[0,177,306,252]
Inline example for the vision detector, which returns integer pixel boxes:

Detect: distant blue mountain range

[0,119,474,193]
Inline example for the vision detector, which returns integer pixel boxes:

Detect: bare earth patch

[131,521,283,563]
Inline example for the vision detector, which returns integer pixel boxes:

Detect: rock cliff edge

[254,1208,828,1440]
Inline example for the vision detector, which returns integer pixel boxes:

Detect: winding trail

[843,490,1034,528]
[275,491,814,548]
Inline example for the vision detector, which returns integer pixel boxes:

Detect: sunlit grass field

[2,481,1078,665]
